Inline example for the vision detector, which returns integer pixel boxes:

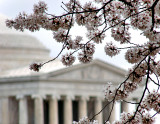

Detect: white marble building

[0,14,144,124]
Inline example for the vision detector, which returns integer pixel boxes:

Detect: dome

[0,14,50,71]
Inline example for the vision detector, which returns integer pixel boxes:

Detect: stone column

[109,102,116,123]
[121,101,129,113]
[49,95,60,124]
[1,97,9,124]
[32,95,44,124]
[78,96,88,119]
[95,97,103,124]
[16,95,28,124]
[64,95,74,124]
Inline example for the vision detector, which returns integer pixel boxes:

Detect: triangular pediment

[46,59,126,82]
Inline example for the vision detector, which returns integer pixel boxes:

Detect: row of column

[1,95,45,124]
[18,95,45,124]
[0,95,131,124]
[109,101,130,123]
[58,96,103,124]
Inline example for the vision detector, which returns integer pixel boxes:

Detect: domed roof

[0,14,48,49]
[0,14,50,71]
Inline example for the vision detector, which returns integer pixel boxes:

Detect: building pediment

[47,59,126,82]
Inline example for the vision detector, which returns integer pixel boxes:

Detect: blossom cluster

[144,91,160,113]
[117,112,141,124]
[113,112,155,124]
[6,0,160,66]
[29,62,41,72]
[104,81,134,101]
[104,59,160,101]
[61,53,75,66]
[111,24,131,44]
[73,117,98,124]
[104,42,120,57]
[104,82,115,101]
[5,0,160,123]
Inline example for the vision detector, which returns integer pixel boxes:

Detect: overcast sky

[1,0,160,123]
[0,0,148,70]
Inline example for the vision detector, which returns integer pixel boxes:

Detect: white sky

[0,0,140,70]
[0,0,160,123]
[0,0,151,70]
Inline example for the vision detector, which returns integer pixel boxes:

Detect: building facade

[0,14,144,124]
[0,60,144,124]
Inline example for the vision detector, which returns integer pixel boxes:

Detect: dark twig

[124,56,151,124]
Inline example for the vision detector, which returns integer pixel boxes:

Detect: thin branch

[152,111,159,118]
[90,100,113,121]
[124,56,151,124]
[61,5,69,13]
[42,0,76,66]
[150,0,159,31]
[119,0,133,7]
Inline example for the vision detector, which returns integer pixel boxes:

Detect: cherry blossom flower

[145,41,160,56]
[61,53,75,66]
[120,112,141,124]
[131,13,152,30]
[116,89,128,100]
[78,52,93,63]
[83,43,95,55]
[142,113,155,124]
[53,28,70,43]
[104,42,120,57]
[29,63,42,72]
[65,39,75,50]
[25,14,40,32]
[111,25,131,44]
[123,4,139,18]
[76,14,87,26]
[155,61,160,76]
[104,82,115,101]
[138,100,150,113]
[73,36,83,49]
[5,0,160,123]
[124,81,138,92]
[87,30,105,44]
[60,15,73,29]
[146,91,160,112]
[5,19,15,28]
[125,48,143,64]
[73,117,98,124]
[107,14,121,27]
[128,68,143,83]
[65,0,81,12]
[33,1,47,14]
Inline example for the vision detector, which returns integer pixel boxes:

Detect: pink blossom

[33,1,47,14]
[61,53,75,66]
[5,0,160,123]
[87,30,105,44]
[78,52,93,63]
[104,42,120,57]
[29,63,41,72]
